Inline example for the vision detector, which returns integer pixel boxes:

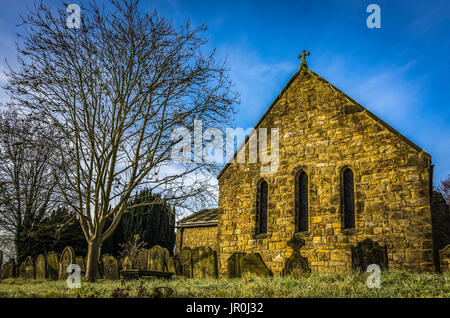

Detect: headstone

[167,256,176,274]
[58,246,76,280]
[35,254,47,280]
[240,253,272,278]
[102,255,119,280]
[173,254,182,275]
[282,236,311,277]
[227,252,247,278]
[137,249,149,270]
[46,252,59,280]
[439,244,450,273]
[122,256,133,270]
[191,246,218,278]
[148,245,168,272]
[180,247,193,278]
[76,256,86,277]
[0,260,15,279]
[0,250,3,270]
[18,256,35,279]
[351,239,388,271]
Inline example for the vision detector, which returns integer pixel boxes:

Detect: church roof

[217,65,430,179]
[177,208,218,228]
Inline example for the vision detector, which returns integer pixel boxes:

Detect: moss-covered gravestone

[167,256,176,273]
[282,236,310,277]
[46,252,59,280]
[148,245,169,272]
[191,246,218,278]
[19,256,35,279]
[137,249,149,270]
[351,239,388,272]
[173,255,182,275]
[180,247,193,278]
[227,252,247,278]
[439,245,450,273]
[240,253,272,278]
[0,259,15,279]
[102,255,119,280]
[35,254,47,280]
[122,256,133,270]
[76,256,86,277]
[58,246,76,280]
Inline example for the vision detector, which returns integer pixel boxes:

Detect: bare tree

[0,110,64,264]
[438,175,450,205]
[5,0,237,281]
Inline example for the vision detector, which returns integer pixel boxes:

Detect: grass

[0,271,449,298]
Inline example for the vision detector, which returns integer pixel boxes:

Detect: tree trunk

[85,238,101,282]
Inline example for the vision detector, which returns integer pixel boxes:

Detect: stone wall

[218,67,434,277]
[431,191,450,272]
[176,226,218,254]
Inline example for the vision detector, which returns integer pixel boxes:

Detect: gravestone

[191,246,218,278]
[0,250,3,270]
[227,252,247,278]
[0,260,15,279]
[351,239,388,271]
[282,236,311,277]
[122,256,134,270]
[35,254,47,280]
[137,249,149,270]
[173,255,182,275]
[240,253,272,278]
[148,245,169,272]
[102,255,119,280]
[439,244,450,273]
[180,247,193,278]
[46,252,59,280]
[58,246,76,280]
[76,256,86,277]
[19,256,35,279]
[167,256,176,273]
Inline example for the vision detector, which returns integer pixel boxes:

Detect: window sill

[293,231,310,238]
[342,228,357,235]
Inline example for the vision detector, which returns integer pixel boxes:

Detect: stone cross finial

[298,50,310,69]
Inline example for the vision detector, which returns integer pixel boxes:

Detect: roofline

[217,68,303,179]
[176,221,218,228]
[216,68,430,179]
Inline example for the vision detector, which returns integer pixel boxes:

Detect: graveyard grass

[0,271,449,298]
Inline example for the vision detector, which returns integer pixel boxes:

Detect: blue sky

[0,0,449,186]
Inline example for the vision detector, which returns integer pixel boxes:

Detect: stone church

[176,52,450,277]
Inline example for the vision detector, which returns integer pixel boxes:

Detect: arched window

[342,168,355,229]
[257,180,268,234]
[295,171,308,232]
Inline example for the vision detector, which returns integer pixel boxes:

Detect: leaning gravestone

[137,249,149,270]
[282,236,311,277]
[18,256,35,279]
[439,245,450,273]
[180,247,193,278]
[148,245,169,272]
[46,252,59,280]
[351,238,388,272]
[228,252,247,278]
[35,254,47,280]
[102,255,119,280]
[240,253,272,278]
[0,259,15,279]
[58,246,76,280]
[191,246,218,278]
